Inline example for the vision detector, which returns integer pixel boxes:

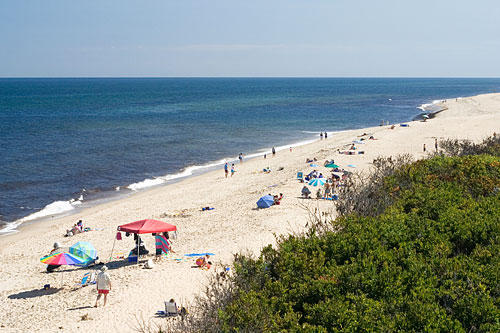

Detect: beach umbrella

[40,252,85,266]
[257,195,275,208]
[69,241,97,264]
[309,178,326,187]
[325,163,339,168]
[40,252,85,287]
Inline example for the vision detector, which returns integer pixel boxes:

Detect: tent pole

[136,234,140,266]
[109,234,117,263]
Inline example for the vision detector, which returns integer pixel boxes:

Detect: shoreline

[1,92,499,332]
[1,96,443,236]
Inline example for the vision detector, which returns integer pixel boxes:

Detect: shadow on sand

[8,287,61,299]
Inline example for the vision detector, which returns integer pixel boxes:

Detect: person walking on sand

[95,266,111,307]
[435,138,438,151]
[231,164,235,177]
[423,144,426,153]
[272,147,276,156]
[224,162,228,178]
[238,153,243,163]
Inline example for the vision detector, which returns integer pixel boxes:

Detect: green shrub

[211,155,500,332]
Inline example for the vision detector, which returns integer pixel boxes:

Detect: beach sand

[1,93,499,332]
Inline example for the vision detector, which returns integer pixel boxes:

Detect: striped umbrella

[40,252,85,265]
[69,241,97,263]
[308,178,327,187]
[40,252,84,287]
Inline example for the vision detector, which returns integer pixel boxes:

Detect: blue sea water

[1,78,500,232]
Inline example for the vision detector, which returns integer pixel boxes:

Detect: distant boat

[388,98,392,101]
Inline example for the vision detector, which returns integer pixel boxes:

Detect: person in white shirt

[94,265,112,307]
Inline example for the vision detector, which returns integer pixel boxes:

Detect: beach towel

[155,235,171,254]
[310,164,318,167]
[184,253,215,257]
[347,164,356,168]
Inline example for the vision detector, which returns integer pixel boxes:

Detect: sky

[1,0,499,77]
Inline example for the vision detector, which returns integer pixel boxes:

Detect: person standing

[238,153,243,163]
[272,147,276,156]
[434,138,438,151]
[95,266,111,307]
[320,132,323,140]
[423,144,426,153]
[224,162,228,178]
[155,232,173,261]
[324,132,328,139]
[231,164,235,177]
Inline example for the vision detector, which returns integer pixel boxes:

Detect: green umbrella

[325,163,339,168]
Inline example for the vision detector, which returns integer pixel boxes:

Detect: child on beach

[231,164,235,177]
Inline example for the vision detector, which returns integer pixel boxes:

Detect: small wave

[417,99,445,112]
[127,158,230,191]
[18,198,83,223]
[127,178,165,191]
[0,220,22,235]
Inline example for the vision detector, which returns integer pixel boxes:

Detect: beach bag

[116,232,122,240]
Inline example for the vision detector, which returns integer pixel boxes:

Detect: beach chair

[164,301,180,316]
[297,172,304,182]
[76,272,96,287]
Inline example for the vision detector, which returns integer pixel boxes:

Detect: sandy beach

[1,92,499,332]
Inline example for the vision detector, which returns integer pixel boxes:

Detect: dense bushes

[213,155,500,332]
[167,138,500,332]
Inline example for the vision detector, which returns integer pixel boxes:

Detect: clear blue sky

[1,0,499,77]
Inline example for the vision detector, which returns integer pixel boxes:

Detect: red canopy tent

[111,219,177,265]
[118,219,177,234]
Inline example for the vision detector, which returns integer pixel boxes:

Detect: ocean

[1,78,500,233]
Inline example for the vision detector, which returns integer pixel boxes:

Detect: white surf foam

[127,178,165,191]
[0,221,22,235]
[19,198,83,223]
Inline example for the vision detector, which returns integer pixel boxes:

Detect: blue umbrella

[309,178,326,186]
[257,195,275,208]
[69,241,97,266]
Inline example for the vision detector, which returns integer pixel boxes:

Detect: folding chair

[297,172,304,183]
[164,301,179,316]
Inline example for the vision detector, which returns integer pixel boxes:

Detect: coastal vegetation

[162,136,500,332]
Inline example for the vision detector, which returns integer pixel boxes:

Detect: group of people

[304,170,324,181]
[301,179,339,199]
[319,132,328,139]
[65,220,84,237]
[224,162,236,178]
